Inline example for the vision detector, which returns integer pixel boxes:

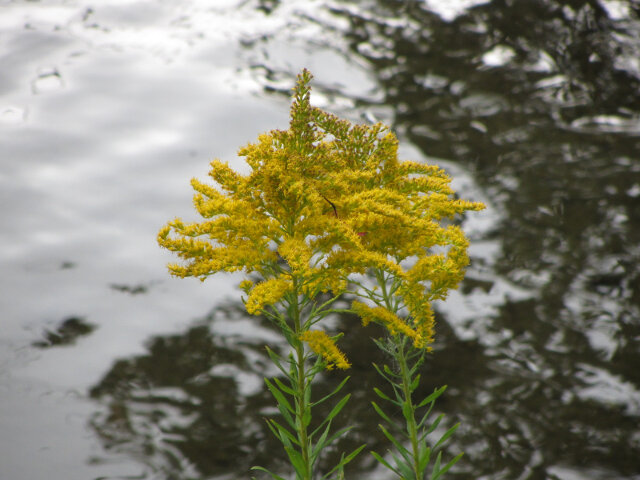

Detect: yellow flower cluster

[158,69,484,363]
[352,300,433,351]
[299,330,351,370]
[245,278,293,315]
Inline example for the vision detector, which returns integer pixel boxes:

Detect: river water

[1,1,639,479]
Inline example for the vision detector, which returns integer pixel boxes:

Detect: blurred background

[1,1,639,479]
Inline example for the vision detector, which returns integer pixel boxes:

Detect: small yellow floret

[352,300,430,350]
[157,68,485,354]
[245,277,293,315]
[239,280,254,293]
[278,238,312,275]
[300,330,351,370]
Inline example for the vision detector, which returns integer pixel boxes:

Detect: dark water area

[2,1,640,479]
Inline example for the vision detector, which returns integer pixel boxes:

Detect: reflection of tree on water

[32,316,96,349]
[320,1,640,478]
[89,301,401,479]
[89,1,640,478]
[89,297,640,479]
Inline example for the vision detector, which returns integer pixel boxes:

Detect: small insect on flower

[321,194,339,218]
[320,193,368,236]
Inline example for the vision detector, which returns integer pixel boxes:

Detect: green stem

[375,268,421,480]
[397,340,421,480]
[292,278,312,480]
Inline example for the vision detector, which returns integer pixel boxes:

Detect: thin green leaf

[341,443,367,465]
[410,374,420,393]
[322,425,354,449]
[310,423,332,462]
[373,387,401,406]
[417,386,447,408]
[401,401,414,423]
[408,353,425,377]
[250,466,287,480]
[378,425,412,465]
[392,384,405,406]
[417,400,435,430]
[265,386,296,429]
[267,418,299,448]
[265,347,290,378]
[302,408,311,429]
[372,363,395,384]
[434,422,460,450]
[281,327,298,350]
[321,444,366,480]
[265,418,284,442]
[431,452,463,480]
[309,293,342,319]
[371,401,393,424]
[264,379,295,414]
[277,407,296,431]
[390,450,414,479]
[311,376,349,407]
[322,394,351,428]
[284,446,306,476]
[374,340,396,358]
[370,451,402,476]
[423,414,444,437]
[304,379,312,403]
[417,443,431,474]
[383,364,396,377]
[273,377,297,396]
[431,451,442,479]
[308,360,326,378]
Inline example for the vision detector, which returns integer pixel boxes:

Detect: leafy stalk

[159,69,482,480]
[364,269,463,480]
[252,271,363,480]
[292,280,313,479]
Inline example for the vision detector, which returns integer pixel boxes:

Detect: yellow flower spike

[408,300,436,350]
[245,277,293,315]
[352,301,424,347]
[299,330,350,370]
[278,238,312,275]
[156,69,484,480]
[158,67,484,350]
[239,279,254,294]
[208,160,241,192]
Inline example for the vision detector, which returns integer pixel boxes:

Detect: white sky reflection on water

[1,0,508,479]
[0,1,402,479]
[421,0,491,22]
[0,2,290,479]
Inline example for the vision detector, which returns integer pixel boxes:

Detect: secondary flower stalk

[158,69,484,479]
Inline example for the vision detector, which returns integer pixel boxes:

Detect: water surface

[1,1,639,479]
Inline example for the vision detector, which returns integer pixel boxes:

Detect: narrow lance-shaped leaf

[311,376,350,408]
[431,453,464,480]
[390,449,415,479]
[373,387,401,407]
[417,386,447,408]
[370,451,402,477]
[250,466,288,480]
[266,418,299,447]
[433,422,460,450]
[378,424,412,466]
[371,401,394,424]
[321,444,367,480]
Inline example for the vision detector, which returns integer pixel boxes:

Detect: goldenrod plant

[158,69,484,479]
[355,272,466,480]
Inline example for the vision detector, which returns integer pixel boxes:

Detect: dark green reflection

[33,316,96,349]
[89,302,411,479]
[315,0,640,478]
[91,0,640,478]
